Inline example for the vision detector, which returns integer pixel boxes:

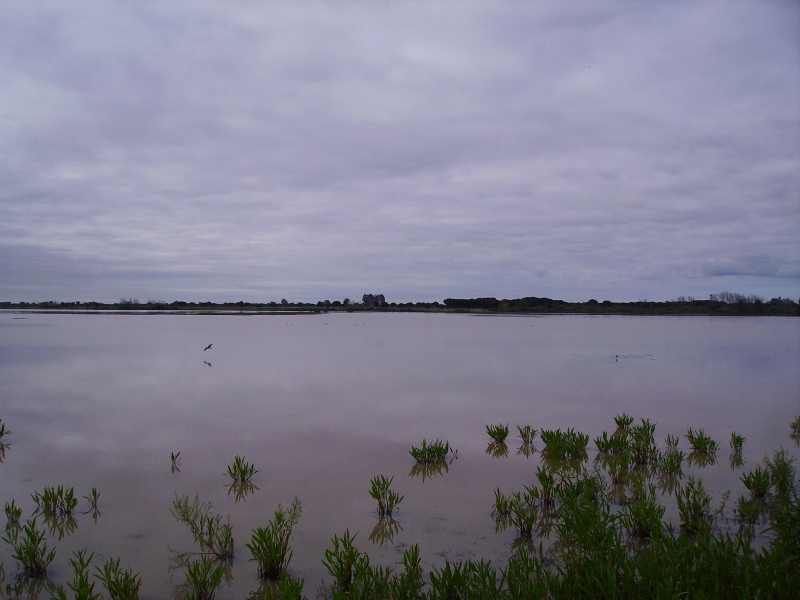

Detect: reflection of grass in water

[171,451,182,474]
[485,441,509,459]
[687,450,718,468]
[226,480,259,503]
[368,516,402,545]
[791,415,800,442]
[247,572,306,600]
[408,459,448,481]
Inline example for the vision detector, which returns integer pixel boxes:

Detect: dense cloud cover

[1,1,798,302]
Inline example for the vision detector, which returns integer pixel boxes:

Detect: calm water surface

[1,312,798,598]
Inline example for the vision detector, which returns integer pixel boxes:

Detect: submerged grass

[409,439,450,464]
[486,424,510,443]
[368,475,403,517]
[227,455,258,483]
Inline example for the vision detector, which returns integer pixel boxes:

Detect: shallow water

[0,312,798,598]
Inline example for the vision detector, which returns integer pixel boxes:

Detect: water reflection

[687,450,718,468]
[41,513,78,540]
[516,443,537,458]
[226,480,259,502]
[485,442,509,459]
[171,451,182,474]
[408,460,448,481]
[729,451,745,470]
[368,516,403,545]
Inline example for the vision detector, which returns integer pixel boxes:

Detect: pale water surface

[0,312,798,598]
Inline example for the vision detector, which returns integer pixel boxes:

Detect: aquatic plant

[762,448,795,503]
[180,555,226,600]
[321,530,363,595]
[492,488,512,517]
[730,432,746,454]
[675,477,712,536]
[95,556,142,600]
[533,466,558,507]
[685,428,719,454]
[614,413,634,429]
[32,485,78,516]
[246,497,301,579]
[791,415,800,439]
[658,449,684,479]
[628,418,659,465]
[83,488,100,512]
[170,495,234,561]
[729,451,745,470]
[540,428,589,462]
[516,442,536,458]
[227,455,258,483]
[509,489,539,538]
[5,499,22,529]
[486,423,509,443]
[665,433,680,452]
[52,549,101,600]
[620,483,664,540]
[485,441,509,459]
[516,425,537,444]
[0,419,9,441]
[368,475,403,517]
[740,466,772,499]
[594,430,628,455]
[1,517,56,578]
[248,572,307,600]
[409,439,450,464]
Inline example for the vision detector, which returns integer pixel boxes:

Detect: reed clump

[246,497,301,579]
[540,428,589,462]
[740,466,772,499]
[730,432,746,454]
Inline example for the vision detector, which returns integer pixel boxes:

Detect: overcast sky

[1,1,798,303]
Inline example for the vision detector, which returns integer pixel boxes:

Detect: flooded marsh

[0,312,798,598]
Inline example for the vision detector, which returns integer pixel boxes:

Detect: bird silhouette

[204,344,212,351]
[204,361,212,367]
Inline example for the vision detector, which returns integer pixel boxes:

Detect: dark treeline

[1,293,797,316]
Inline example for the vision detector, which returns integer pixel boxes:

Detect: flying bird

[204,361,212,367]
[204,344,212,351]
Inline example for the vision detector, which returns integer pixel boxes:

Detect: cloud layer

[1,1,798,302]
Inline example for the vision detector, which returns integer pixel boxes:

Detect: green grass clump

[791,415,800,438]
[675,477,713,537]
[540,428,589,462]
[95,556,142,600]
[5,499,22,528]
[1,517,56,578]
[730,432,746,454]
[516,425,537,444]
[227,455,258,483]
[368,475,403,518]
[32,485,78,516]
[658,449,684,479]
[595,430,629,455]
[740,466,772,499]
[486,423,509,443]
[53,549,101,600]
[180,555,226,600]
[0,419,9,441]
[409,439,450,464]
[247,497,301,579]
[685,428,719,454]
[322,530,363,595]
[614,413,634,429]
[171,451,182,473]
[665,433,680,452]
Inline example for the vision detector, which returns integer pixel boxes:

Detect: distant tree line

[1,292,797,316]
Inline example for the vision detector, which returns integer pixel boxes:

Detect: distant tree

[343,298,350,306]
[281,299,288,305]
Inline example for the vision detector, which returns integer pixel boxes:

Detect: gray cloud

[0,1,798,302]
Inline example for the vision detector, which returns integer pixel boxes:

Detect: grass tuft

[486,424,509,443]
[409,439,450,464]
[368,475,403,517]
[246,498,301,579]
[227,455,258,483]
